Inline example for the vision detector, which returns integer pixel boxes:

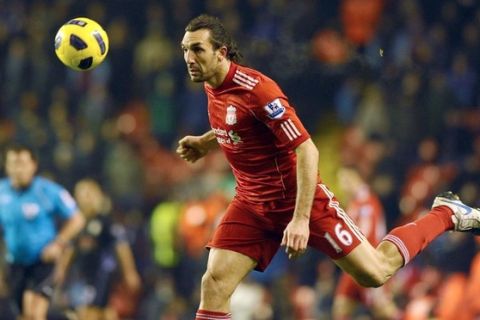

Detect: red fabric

[385,206,454,265]
[196,309,231,320]
[204,63,311,203]
[208,183,365,271]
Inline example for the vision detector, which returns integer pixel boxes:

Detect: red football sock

[383,206,454,265]
[195,309,232,320]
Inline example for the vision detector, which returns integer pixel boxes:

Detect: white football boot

[432,191,480,235]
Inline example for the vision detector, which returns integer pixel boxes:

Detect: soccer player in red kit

[176,15,480,320]
[333,166,400,319]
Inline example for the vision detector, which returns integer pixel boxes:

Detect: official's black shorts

[8,261,55,310]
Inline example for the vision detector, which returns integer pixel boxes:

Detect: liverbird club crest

[225,105,237,125]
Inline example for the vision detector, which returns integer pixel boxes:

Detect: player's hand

[41,241,64,263]
[281,217,310,259]
[176,135,209,163]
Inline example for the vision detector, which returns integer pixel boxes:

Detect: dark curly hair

[185,14,243,63]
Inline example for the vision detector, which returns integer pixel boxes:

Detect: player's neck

[207,60,231,89]
[9,176,35,191]
[11,181,33,191]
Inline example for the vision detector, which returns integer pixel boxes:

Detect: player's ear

[218,46,228,61]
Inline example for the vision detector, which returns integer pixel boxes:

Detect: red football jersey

[205,63,310,203]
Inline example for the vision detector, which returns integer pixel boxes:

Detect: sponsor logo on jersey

[225,105,237,125]
[212,127,242,145]
[228,130,242,145]
[264,98,285,119]
[22,203,39,219]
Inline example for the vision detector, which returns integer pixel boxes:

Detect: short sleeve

[46,181,78,219]
[251,80,310,150]
[110,222,128,243]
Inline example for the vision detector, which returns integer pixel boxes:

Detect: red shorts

[208,183,366,271]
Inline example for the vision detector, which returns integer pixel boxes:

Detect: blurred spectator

[447,52,477,108]
[341,0,383,46]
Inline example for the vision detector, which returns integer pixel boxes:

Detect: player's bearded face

[5,151,37,188]
[182,30,220,83]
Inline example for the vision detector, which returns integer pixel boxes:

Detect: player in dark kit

[0,144,85,320]
[56,179,141,320]
[177,14,480,320]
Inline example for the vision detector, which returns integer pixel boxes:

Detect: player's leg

[197,198,280,319]
[333,201,458,287]
[22,290,49,320]
[311,186,479,287]
[83,266,117,320]
[199,248,257,313]
[311,184,404,287]
[358,191,480,285]
[7,264,27,317]
[334,240,402,287]
[22,262,55,320]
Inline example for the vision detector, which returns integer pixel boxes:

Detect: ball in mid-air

[54,17,109,71]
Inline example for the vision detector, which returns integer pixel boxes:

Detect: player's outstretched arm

[53,245,75,285]
[282,138,319,259]
[41,211,85,263]
[116,242,141,293]
[176,130,218,163]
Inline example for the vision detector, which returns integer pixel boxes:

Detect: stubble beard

[190,74,204,82]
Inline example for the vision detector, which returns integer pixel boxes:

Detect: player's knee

[360,275,386,288]
[352,269,387,288]
[201,269,229,298]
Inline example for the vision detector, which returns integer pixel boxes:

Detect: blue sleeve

[47,181,78,219]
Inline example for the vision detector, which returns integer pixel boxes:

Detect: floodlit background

[1,0,480,319]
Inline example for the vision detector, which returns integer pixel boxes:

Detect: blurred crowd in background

[1,0,480,319]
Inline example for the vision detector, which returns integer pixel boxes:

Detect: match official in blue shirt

[0,144,85,319]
